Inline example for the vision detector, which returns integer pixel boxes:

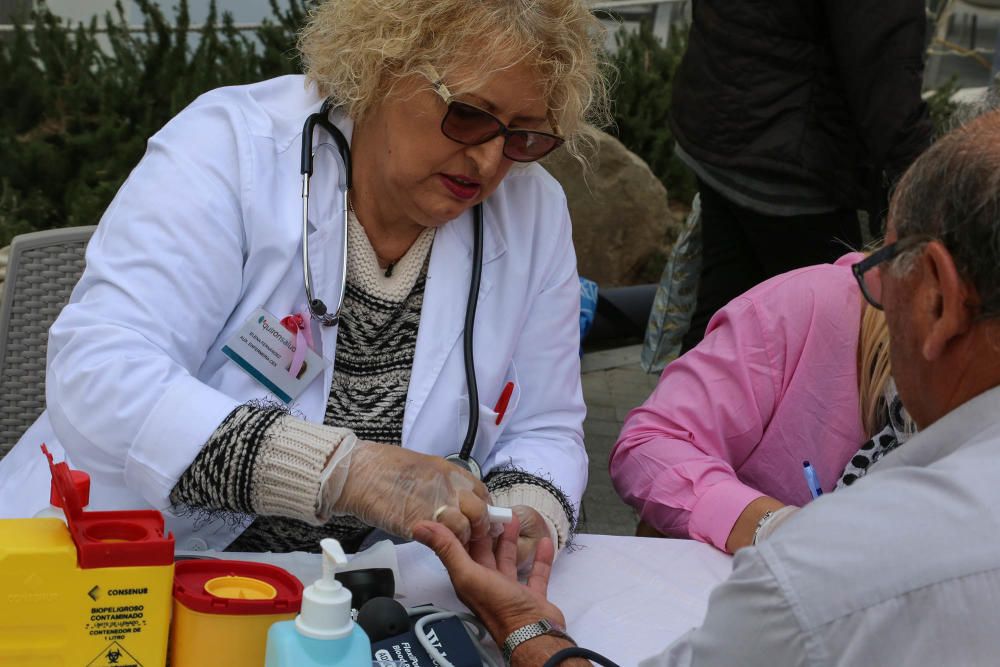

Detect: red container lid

[43,444,174,569]
[50,469,90,508]
[173,560,303,616]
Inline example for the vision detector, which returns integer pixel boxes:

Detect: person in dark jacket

[675,0,933,350]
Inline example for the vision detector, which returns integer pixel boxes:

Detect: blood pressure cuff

[372,615,482,666]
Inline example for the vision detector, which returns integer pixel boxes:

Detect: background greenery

[605,21,697,208]
[0,1,701,247]
[0,0,308,246]
[0,1,959,248]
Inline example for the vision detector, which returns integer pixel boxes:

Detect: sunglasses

[425,71,564,163]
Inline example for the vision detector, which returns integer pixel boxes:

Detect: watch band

[752,509,775,546]
[502,618,575,663]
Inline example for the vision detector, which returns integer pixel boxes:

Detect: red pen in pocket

[494,381,515,425]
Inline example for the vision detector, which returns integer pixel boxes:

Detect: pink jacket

[611,254,866,551]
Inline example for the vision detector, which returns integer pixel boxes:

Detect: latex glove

[510,505,557,571]
[412,518,569,655]
[753,505,800,544]
[324,440,491,545]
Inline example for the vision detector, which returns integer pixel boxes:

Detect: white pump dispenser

[295,538,355,640]
[265,537,371,666]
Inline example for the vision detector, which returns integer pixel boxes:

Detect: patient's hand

[413,518,565,645]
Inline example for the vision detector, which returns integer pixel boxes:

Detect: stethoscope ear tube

[302,99,351,186]
[458,204,484,465]
[301,100,486,478]
[301,100,351,327]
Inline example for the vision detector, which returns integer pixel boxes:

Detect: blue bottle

[265,538,372,666]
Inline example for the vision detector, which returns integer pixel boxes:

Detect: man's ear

[922,241,975,360]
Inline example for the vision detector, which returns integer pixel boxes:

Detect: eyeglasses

[425,70,564,163]
[852,236,931,310]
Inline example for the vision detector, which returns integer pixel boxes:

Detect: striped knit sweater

[170,213,574,552]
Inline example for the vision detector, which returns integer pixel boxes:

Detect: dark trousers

[681,180,863,352]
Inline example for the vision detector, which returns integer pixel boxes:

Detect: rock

[542,129,679,287]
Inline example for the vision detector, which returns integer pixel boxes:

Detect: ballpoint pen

[802,460,823,499]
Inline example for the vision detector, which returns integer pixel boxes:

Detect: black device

[334,567,395,611]
[357,596,411,642]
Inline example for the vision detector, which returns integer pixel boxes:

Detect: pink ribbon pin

[280,312,314,379]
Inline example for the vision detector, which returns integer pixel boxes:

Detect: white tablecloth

[199,534,732,666]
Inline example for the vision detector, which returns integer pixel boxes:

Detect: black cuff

[542,646,621,667]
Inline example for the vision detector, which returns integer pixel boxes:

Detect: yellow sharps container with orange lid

[0,446,175,666]
[170,559,303,666]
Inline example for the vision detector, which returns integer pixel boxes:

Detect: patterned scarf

[836,378,916,489]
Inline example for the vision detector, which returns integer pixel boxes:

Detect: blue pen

[802,460,823,499]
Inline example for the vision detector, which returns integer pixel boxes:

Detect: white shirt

[642,384,1000,667]
[0,75,587,550]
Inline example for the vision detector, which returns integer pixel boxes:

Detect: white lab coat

[0,75,587,551]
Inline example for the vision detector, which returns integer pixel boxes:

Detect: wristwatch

[502,618,575,664]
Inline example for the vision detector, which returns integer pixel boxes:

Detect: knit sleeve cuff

[485,470,576,551]
[252,415,355,525]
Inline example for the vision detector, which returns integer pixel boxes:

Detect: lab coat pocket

[458,362,521,467]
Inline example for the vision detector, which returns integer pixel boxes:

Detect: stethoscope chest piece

[444,453,482,481]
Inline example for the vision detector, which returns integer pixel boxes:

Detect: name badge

[222,308,326,404]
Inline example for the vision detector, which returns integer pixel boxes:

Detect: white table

[203,535,732,666]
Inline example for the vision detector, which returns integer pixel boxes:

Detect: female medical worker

[0,0,609,558]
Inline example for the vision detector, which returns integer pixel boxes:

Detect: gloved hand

[510,505,558,571]
[322,440,491,545]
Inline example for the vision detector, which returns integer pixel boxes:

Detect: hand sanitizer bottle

[265,538,372,666]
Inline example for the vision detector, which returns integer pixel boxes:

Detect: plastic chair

[0,226,96,457]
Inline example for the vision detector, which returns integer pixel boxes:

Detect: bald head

[879,110,1000,428]
[889,110,1000,319]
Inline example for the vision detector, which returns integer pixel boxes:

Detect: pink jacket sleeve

[610,297,779,551]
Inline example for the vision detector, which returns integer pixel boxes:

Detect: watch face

[542,618,570,635]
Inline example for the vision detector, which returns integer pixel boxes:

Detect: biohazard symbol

[87,641,142,667]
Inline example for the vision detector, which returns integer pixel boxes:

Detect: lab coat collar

[270,79,354,158]
[442,200,508,266]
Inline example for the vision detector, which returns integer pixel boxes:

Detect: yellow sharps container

[0,446,175,666]
[170,559,303,666]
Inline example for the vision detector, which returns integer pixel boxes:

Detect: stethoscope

[300,100,485,479]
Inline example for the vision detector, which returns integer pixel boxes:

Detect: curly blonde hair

[298,0,611,160]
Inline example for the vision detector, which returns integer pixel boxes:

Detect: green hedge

[0,0,307,246]
[605,21,697,207]
[0,2,695,247]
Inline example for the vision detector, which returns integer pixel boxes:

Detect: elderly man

[413,110,1000,666]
